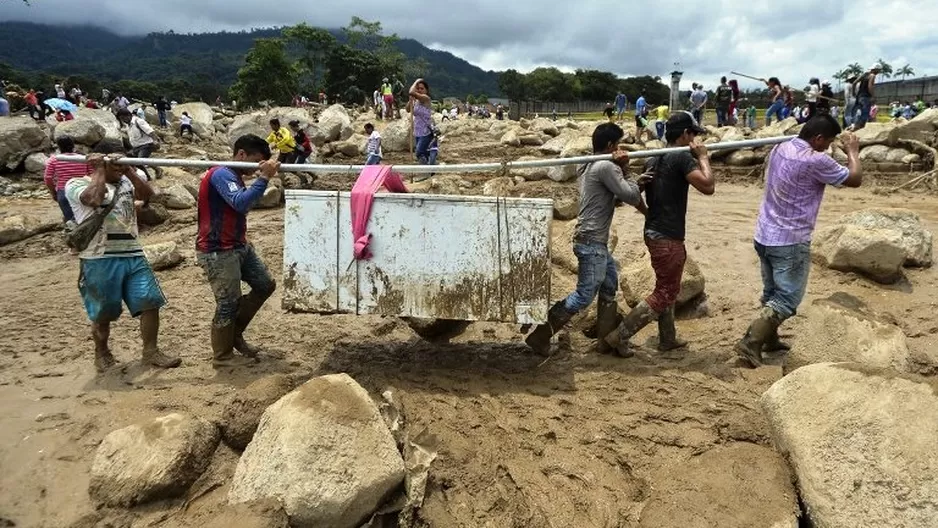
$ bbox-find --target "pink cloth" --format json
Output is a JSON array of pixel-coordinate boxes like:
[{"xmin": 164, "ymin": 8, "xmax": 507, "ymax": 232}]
[{"xmin": 351, "ymin": 165, "xmax": 408, "ymax": 260}]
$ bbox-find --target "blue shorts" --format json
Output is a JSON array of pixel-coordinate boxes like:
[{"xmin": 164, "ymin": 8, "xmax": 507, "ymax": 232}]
[{"xmin": 78, "ymin": 256, "xmax": 167, "ymax": 323}]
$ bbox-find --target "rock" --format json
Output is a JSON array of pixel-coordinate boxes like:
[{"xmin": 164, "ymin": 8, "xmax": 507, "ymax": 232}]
[
  {"xmin": 0, "ymin": 214, "xmax": 61, "ymax": 245},
  {"xmin": 88, "ymin": 413, "xmax": 219, "ymax": 507},
  {"xmin": 853, "ymin": 122, "xmax": 898, "ymax": 146},
  {"xmin": 538, "ymin": 135, "xmax": 568, "ymax": 155},
  {"xmin": 227, "ymin": 112, "xmax": 269, "ymax": 147},
  {"xmin": 137, "ymin": 204, "xmax": 170, "ymax": 227},
  {"xmin": 143, "ymin": 106, "xmax": 173, "ymax": 127},
  {"xmin": 725, "ymin": 149, "xmax": 763, "ymax": 166},
  {"xmin": 638, "ymin": 443, "xmax": 798, "ymax": 528},
  {"xmin": 792, "ymin": 293, "xmax": 911, "ymax": 373},
  {"xmin": 755, "ymin": 117, "xmax": 800, "ymax": 138},
  {"xmin": 318, "ymin": 104, "xmax": 352, "ymax": 142},
  {"xmin": 813, "ymin": 224, "xmax": 906, "ymax": 283},
  {"xmin": 173, "ymin": 102, "xmax": 215, "ymax": 137},
  {"xmin": 160, "ymin": 166, "xmax": 200, "ymax": 184},
  {"xmin": 551, "ymin": 220, "xmax": 618, "ymax": 274},
  {"xmin": 381, "ymin": 120, "xmax": 411, "ymax": 152},
  {"xmin": 553, "ymin": 194, "xmax": 578, "ymax": 220},
  {"xmin": 761, "ymin": 363, "xmax": 938, "ymax": 528},
  {"xmin": 159, "ymin": 184, "xmax": 196, "ymax": 209},
  {"xmin": 619, "ymin": 253, "xmax": 706, "ymax": 309},
  {"xmin": 333, "ymin": 134, "xmax": 366, "ymax": 157},
  {"xmin": 24, "ymin": 152, "xmax": 49, "ymax": 176},
  {"xmin": 228, "ymin": 373, "xmax": 406, "ymax": 528},
  {"xmin": 482, "ymin": 177, "xmax": 515, "ymax": 197},
  {"xmin": 837, "ymin": 208, "xmax": 932, "ymax": 267},
  {"xmin": 892, "ymin": 108, "xmax": 938, "ymax": 142},
  {"xmin": 500, "ymin": 129, "xmax": 521, "ymax": 147},
  {"xmin": 54, "ymin": 119, "xmax": 106, "ymax": 147},
  {"xmin": 255, "ymin": 182, "xmax": 282, "ymax": 209},
  {"xmin": 74, "ymin": 108, "xmax": 123, "ymax": 142},
  {"xmin": 530, "ymin": 118, "xmax": 560, "ymax": 137},
  {"xmin": 220, "ymin": 374, "xmax": 299, "ymax": 450},
  {"xmin": 214, "ymin": 122, "xmax": 227, "ymax": 133},
  {"xmin": 143, "ymin": 241, "xmax": 184, "ymax": 271},
  {"xmin": 547, "ymin": 136, "xmax": 593, "ymax": 182},
  {"xmin": 0, "ymin": 117, "xmax": 49, "ymax": 170},
  {"xmin": 858, "ymin": 145, "xmax": 912, "ymax": 163},
  {"xmin": 203, "ymin": 501, "xmax": 290, "ymax": 528},
  {"xmin": 518, "ymin": 134, "xmax": 545, "ymax": 146}
]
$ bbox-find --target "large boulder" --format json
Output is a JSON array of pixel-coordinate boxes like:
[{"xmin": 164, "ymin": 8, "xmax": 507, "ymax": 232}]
[
  {"xmin": 89, "ymin": 413, "xmax": 219, "ymax": 507},
  {"xmin": 892, "ymin": 108, "xmax": 938, "ymax": 142},
  {"xmin": 619, "ymin": 253, "xmax": 706, "ymax": 309},
  {"xmin": 24, "ymin": 152, "xmax": 49, "ymax": 179},
  {"xmin": 638, "ymin": 443, "xmax": 798, "ymax": 528},
  {"xmin": 227, "ymin": 112, "xmax": 269, "ymax": 147},
  {"xmin": 551, "ymin": 220, "xmax": 618, "ymax": 274},
  {"xmin": 518, "ymin": 133, "xmax": 545, "ymax": 146},
  {"xmin": 173, "ymin": 102, "xmax": 215, "ymax": 137},
  {"xmin": 510, "ymin": 155, "xmax": 550, "ymax": 182},
  {"xmin": 256, "ymin": 182, "xmax": 282, "ymax": 209},
  {"xmin": 853, "ymin": 122, "xmax": 899, "ymax": 146},
  {"xmin": 228, "ymin": 373, "xmax": 406, "ymax": 528},
  {"xmin": 761, "ymin": 363, "xmax": 938, "ymax": 528},
  {"xmin": 318, "ymin": 104, "xmax": 352, "ymax": 142},
  {"xmin": 755, "ymin": 117, "xmax": 799, "ymax": 138},
  {"xmin": 0, "ymin": 214, "xmax": 61, "ymax": 245},
  {"xmin": 725, "ymin": 149, "xmax": 764, "ymax": 166},
  {"xmin": 500, "ymin": 129, "xmax": 521, "ymax": 147},
  {"xmin": 553, "ymin": 193, "xmax": 578, "ymax": 220},
  {"xmin": 530, "ymin": 118, "xmax": 560, "ymax": 137},
  {"xmin": 137, "ymin": 203, "xmax": 170, "ymax": 227},
  {"xmin": 54, "ymin": 119, "xmax": 106, "ymax": 146},
  {"xmin": 381, "ymin": 120, "xmax": 411, "ymax": 153},
  {"xmin": 220, "ymin": 374, "xmax": 299, "ymax": 450},
  {"xmin": 859, "ymin": 144, "xmax": 914, "ymax": 163},
  {"xmin": 332, "ymin": 134, "xmax": 367, "ymax": 157},
  {"xmin": 0, "ymin": 117, "xmax": 49, "ymax": 170},
  {"xmin": 74, "ymin": 108, "xmax": 123, "ymax": 142},
  {"xmin": 791, "ymin": 294, "xmax": 911, "ymax": 373},
  {"xmin": 837, "ymin": 208, "xmax": 932, "ymax": 267},
  {"xmin": 159, "ymin": 184, "xmax": 196, "ymax": 209},
  {"xmin": 143, "ymin": 241, "xmax": 184, "ymax": 271},
  {"xmin": 813, "ymin": 224, "xmax": 907, "ymax": 283},
  {"xmin": 547, "ymin": 136, "xmax": 593, "ymax": 182}
]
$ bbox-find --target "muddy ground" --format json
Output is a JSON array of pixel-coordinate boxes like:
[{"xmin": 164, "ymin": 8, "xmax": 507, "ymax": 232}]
[{"xmin": 1, "ymin": 140, "xmax": 937, "ymax": 527}]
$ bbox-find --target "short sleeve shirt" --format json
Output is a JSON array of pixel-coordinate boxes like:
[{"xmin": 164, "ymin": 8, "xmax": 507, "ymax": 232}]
[
  {"xmin": 754, "ymin": 138, "xmax": 849, "ymax": 246},
  {"xmin": 643, "ymin": 151, "xmax": 698, "ymax": 240},
  {"xmin": 65, "ymin": 176, "xmax": 143, "ymax": 259}
]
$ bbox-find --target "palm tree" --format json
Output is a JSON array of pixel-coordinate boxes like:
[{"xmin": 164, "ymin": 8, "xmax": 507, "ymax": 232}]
[
  {"xmin": 896, "ymin": 64, "xmax": 915, "ymax": 80},
  {"xmin": 876, "ymin": 58, "xmax": 893, "ymax": 79}
]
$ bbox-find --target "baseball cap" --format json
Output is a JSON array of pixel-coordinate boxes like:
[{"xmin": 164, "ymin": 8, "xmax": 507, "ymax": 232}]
[
  {"xmin": 666, "ymin": 111, "xmax": 707, "ymax": 135},
  {"xmin": 870, "ymin": 62, "xmax": 883, "ymax": 71}
]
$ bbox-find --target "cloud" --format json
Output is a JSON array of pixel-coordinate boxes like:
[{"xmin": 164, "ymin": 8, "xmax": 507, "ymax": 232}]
[{"xmin": 1, "ymin": 0, "xmax": 936, "ymax": 93}]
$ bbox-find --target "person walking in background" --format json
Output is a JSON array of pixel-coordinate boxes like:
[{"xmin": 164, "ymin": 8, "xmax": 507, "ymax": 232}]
[
  {"xmin": 117, "ymin": 108, "xmax": 160, "ymax": 180},
  {"xmin": 266, "ymin": 118, "xmax": 297, "ymax": 163},
  {"xmin": 408, "ymin": 78, "xmax": 434, "ymax": 165},
  {"xmin": 635, "ymin": 90, "xmax": 651, "ymax": 141},
  {"xmin": 154, "ymin": 96, "xmax": 171, "ymax": 127},
  {"xmin": 735, "ymin": 117, "xmax": 862, "ymax": 367},
  {"xmin": 654, "ymin": 104, "xmax": 669, "ymax": 140},
  {"xmin": 179, "ymin": 112, "xmax": 195, "ymax": 137},
  {"xmin": 850, "ymin": 63, "xmax": 882, "ymax": 131},
  {"xmin": 690, "ymin": 84, "xmax": 707, "ymax": 125},
  {"xmin": 615, "ymin": 91, "xmax": 627, "ymax": 121},
  {"xmin": 748, "ymin": 104, "xmax": 757, "ymax": 129},
  {"xmin": 715, "ymin": 76, "xmax": 732, "ymax": 127},
  {"xmin": 818, "ymin": 81, "xmax": 833, "ymax": 115},
  {"xmin": 381, "ymin": 78, "xmax": 394, "ymax": 120},
  {"xmin": 728, "ymin": 79, "xmax": 740, "ymax": 125},
  {"xmin": 763, "ymin": 77, "xmax": 785, "ymax": 125},
  {"xmin": 364, "ymin": 123, "xmax": 382, "ymax": 165},
  {"xmin": 804, "ymin": 78, "xmax": 820, "ymax": 120},
  {"xmin": 44, "ymin": 136, "xmax": 90, "ymax": 228},
  {"xmin": 289, "ymin": 120, "xmax": 312, "ymax": 164}
]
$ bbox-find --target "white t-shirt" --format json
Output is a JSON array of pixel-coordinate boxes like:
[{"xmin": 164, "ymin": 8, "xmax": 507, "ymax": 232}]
[
  {"xmin": 366, "ymin": 131, "xmax": 382, "ymax": 157},
  {"xmin": 65, "ymin": 176, "xmax": 143, "ymax": 259},
  {"xmin": 128, "ymin": 116, "xmax": 155, "ymax": 147},
  {"xmin": 806, "ymin": 84, "xmax": 819, "ymax": 103},
  {"xmin": 180, "ymin": 114, "xmax": 192, "ymax": 126}
]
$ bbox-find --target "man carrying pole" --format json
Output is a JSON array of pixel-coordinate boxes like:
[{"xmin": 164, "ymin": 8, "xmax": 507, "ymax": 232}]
[
  {"xmin": 735, "ymin": 116, "xmax": 862, "ymax": 367},
  {"xmin": 524, "ymin": 122, "xmax": 646, "ymax": 356},
  {"xmin": 604, "ymin": 111, "xmax": 714, "ymax": 358},
  {"xmin": 196, "ymin": 134, "xmax": 281, "ymax": 368}
]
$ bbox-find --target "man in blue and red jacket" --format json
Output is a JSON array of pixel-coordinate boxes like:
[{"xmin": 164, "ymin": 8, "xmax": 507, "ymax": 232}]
[{"xmin": 196, "ymin": 134, "xmax": 280, "ymax": 368}]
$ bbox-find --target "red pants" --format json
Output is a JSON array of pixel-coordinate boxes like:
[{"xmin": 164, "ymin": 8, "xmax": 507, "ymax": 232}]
[{"xmin": 644, "ymin": 238, "xmax": 686, "ymax": 313}]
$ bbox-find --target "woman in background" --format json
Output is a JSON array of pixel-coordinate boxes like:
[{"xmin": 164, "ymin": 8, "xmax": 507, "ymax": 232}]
[{"xmin": 407, "ymin": 78, "xmax": 434, "ymax": 165}]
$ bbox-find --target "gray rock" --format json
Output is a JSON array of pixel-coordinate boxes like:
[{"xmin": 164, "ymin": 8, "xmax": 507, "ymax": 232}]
[
  {"xmin": 0, "ymin": 117, "xmax": 49, "ymax": 170},
  {"xmin": 160, "ymin": 184, "xmax": 196, "ymax": 209},
  {"xmin": 228, "ymin": 373, "xmax": 405, "ymax": 528},
  {"xmin": 317, "ymin": 104, "xmax": 352, "ymax": 142},
  {"xmin": 143, "ymin": 241, "xmax": 184, "ymax": 271},
  {"xmin": 762, "ymin": 363, "xmax": 938, "ymax": 528},
  {"xmin": 0, "ymin": 214, "xmax": 61, "ymax": 246},
  {"xmin": 173, "ymin": 102, "xmax": 215, "ymax": 137},
  {"xmin": 256, "ymin": 183, "xmax": 282, "ymax": 209},
  {"xmin": 89, "ymin": 413, "xmax": 219, "ymax": 507},
  {"xmin": 552, "ymin": 194, "xmax": 578, "ymax": 220},
  {"xmin": 220, "ymin": 374, "xmax": 299, "ymax": 450},
  {"xmin": 137, "ymin": 203, "xmax": 170, "ymax": 227},
  {"xmin": 24, "ymin": 152, "xmax": 49, "ymax": 177},
  {"xmin": 813, "ymin": 224, "xmax": 906, "ymax": 283},
  {"xmin": 837, "ymin": 208, "xmax": 932, "ymax": 267}
]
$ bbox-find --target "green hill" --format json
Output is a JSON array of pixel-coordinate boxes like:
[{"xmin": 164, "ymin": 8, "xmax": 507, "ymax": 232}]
[{"xmin": 0, "ymin": 22, "xmax": 501, "ymax": 100}]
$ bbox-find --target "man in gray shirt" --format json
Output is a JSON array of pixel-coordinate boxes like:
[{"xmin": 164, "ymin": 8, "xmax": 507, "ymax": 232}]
[{"xmin": 526, "ymin": 122, "xmax": 646, "ymax": 355}]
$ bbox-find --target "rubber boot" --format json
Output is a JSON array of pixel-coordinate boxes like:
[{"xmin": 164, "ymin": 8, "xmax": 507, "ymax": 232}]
[
  {"xmin": 92, "ymin": 323, "xmax": 117, "ymax": 373},
  {"xmin": 525, "ymin": 301, "xmax": 574, "ymax": 356},
  {"xmin": 212, "ymin": 323, "xmax": 256, "ymax": 368},
  {"xmin": 233, "ymin": 292, "xmax": 267, "ymax": 358},
  {"xmin": 140, "ymin": 310, "xmax": 181, "ymax": 368},
  {"xmin": 604, "ymin": 300, "xmax": 658, "ymax": 358},
  {"xmin": 595, "ymin": 298, "xmax": 621, "ymax": 355},
  {"xmin": 656, "ymin": 305, "xmax": 688, "ymax": 356},
  {"xmin": 735, "ymin": 306, "xmax": 781, "ymax": 368},
  {"xmin": 763, "ymin": 327, "xmax": 791, "ymax": 353}
]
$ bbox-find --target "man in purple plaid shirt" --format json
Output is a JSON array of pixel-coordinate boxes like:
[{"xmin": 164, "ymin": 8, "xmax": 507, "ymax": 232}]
[{"xmin": 736, "ymin": 115, "xmax": 862, "ymax": 367}]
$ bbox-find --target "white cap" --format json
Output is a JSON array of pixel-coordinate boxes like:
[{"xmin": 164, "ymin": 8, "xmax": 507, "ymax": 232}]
[
  {"xmin": 870, "ymin": 62, "xmax": 883, "ymax": 71},
  {"xmin": 822, "ymin": 79, "xmax": 830, "ymax": 85}
]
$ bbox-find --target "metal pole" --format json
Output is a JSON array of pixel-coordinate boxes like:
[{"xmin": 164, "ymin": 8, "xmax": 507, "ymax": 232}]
[{"xmin": 55, "ymin": 136, "xmax": 791, "ymax": 174}]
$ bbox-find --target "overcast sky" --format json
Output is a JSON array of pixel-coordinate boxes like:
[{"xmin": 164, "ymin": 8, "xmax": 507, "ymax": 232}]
[{"xmin": 2, "ymin": 0, "xmax": 936, "ymax": 91}]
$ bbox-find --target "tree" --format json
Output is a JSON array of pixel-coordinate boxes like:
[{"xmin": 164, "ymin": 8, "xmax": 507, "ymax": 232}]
[
  {"xmin": 466, "ymin": 94, "xmax": 476, "ymax": 104},
  {"xmin": 498, "ymin": 69, "xmax": 527, "ymax": 102},
  {"xmin": 342, "ymin": 17, "xmax": 408, "ymax": 82},
  {"xmin": 876, "ymin": 58, "xmax": 893, "ymax": 79},
  {"xmin": 525, "ymin": 67, "xmax": 578, "ymax": 102},
  {"xmin": 476, "ymin": 94, "xmax": 489, "ymax": 104},
  {"xmin": 229, "ymin": 38, "xmax": 298, "ymax": 107},
  {"xmin": 322, "ymin": 44, "xmax": 383, "ymax": 100},
  {"xmin": 283, "ymin": 23, "xmax": 336, "ymax": 92},
  {"xmin": 574, "ymin": 69, "xmax": 619, "ymax": 102},
  {"xmin": 896, "ymin": 64, "xmax": 915, "ymax": 80}
]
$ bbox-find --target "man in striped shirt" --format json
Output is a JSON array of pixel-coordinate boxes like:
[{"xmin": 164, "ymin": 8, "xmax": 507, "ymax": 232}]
[
  {"xmin": 65, "ymin": 140, "xmax": 181, "ymax": 373},
  {"xmin": 736, "ymin": 115, "xmax": 862, "ymax": 367},
  {"xmin": 44, "ymin": 136, "xmax": 89, "ymax": 226}
]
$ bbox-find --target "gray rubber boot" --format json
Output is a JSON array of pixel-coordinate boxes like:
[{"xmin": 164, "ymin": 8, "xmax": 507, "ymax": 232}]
[
  {"xmin": 604, "ymin": 300, "xmax": 658, "ymax": 358},
  {"xmin": 657, "ymin": 305, "xmax": 688, "ymax": 356},
  {"xmin": 595, "ymin": 298, "xmax": 621, "ymax": 355},
  {"xmin": 735, "ymin": 306, "xmax": 782, "ymax": 368}
]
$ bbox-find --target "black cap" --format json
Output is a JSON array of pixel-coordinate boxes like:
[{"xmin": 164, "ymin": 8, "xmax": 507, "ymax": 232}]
[{"xmin": 666, "ymin": 110, "xmax": 707, "ymax": 135}]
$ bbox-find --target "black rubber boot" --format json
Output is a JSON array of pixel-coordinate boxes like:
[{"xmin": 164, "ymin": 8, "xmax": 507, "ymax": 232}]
[
  {"xmin": 735, "ymin": 307, "xmax": 783, "ymax": 368},
  {"xmin": 763, "ymin": 327, "xmax": 792, "ymax": 353},
  {"xmin": 525, "ymin": 301, "xmax": 574, "ymax": 356},
  {"xmin": 595, "ymin": 298, "xmax": 622, "ymax": 354},
  {"xmin": 212, "ymin": 324, "xmax": 256, "ymax": 368},
  {"xmin": 604, "ymin": 301, "xmax": 658, "ymax": 358},
  {"xmin": 657, "ymin": 305, "xmax": 688, "ymax": 357}
]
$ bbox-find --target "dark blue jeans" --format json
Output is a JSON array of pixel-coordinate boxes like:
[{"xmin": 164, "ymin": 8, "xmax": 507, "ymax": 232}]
[
  {"xmin": 562, "ymin": 242, "xmax": 617, "ymax": 313},
  {"xmin": 158, "ymin": 110, "xmax": 167, "ymax": 127},
  {"xmin": 755, "ymin": 241, "xmax": 810, "ymax": 320},
  {"xmin": 716, "ymin": 107, "xmax": 728, "ymax": 127},
  {"xmin": 56, "ymin": 189, "xmax": 74, "ymax": 222},
  {"xmin": 766, "ymin": 99, "xmax": 785, "ymax": 125},
  {"xmin": 855, "ymin": 95, "xmax": 873, "ymax": 128},
  {"xmin": 415, "ymin": 134, "xmax": 433, "ymax": 164},
  {"xmin": 196, "ymin": 244, "xmax": 275, "ymax": 327}
]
